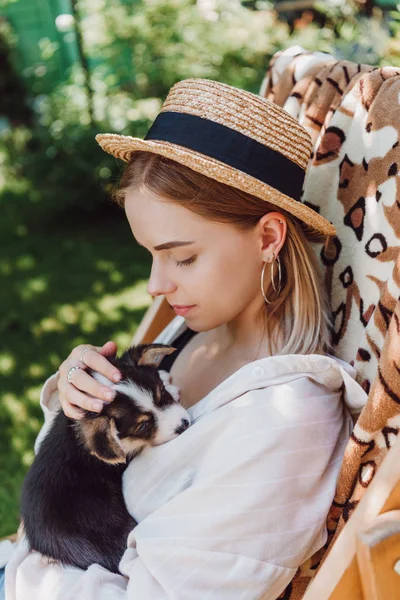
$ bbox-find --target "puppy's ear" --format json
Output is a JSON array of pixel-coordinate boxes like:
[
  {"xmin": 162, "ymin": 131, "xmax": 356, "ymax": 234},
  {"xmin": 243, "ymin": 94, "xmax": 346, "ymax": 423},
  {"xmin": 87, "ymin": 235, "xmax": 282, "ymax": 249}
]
[
  {"xmin": 76, "ymin": 416, "xmax": 126, "ymax": 464},
  {"xmin": 136, "ymin": 344, "xmax": 177, "ymax": 367}
]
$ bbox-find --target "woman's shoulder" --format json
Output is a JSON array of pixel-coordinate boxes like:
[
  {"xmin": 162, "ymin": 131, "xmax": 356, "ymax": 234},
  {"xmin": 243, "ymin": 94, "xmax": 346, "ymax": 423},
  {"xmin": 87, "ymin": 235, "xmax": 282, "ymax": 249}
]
[
  {"xmin": 254, "ymin": 352, "xmax": 358, "ymax": 389},
  {"xmin": 219, "ymin": 352, "xmax": 366, "ymax": 422},
  {"xmin": 232, "ymin": 352, "xmax": 353, "ymax": 388}
]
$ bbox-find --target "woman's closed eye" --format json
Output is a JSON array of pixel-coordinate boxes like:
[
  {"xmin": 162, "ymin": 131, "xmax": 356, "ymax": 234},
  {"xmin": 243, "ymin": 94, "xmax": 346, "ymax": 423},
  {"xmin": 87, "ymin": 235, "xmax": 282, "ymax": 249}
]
[{"xmin": 175, "ymin": 256, "xmax": 197, "ymax": 267}]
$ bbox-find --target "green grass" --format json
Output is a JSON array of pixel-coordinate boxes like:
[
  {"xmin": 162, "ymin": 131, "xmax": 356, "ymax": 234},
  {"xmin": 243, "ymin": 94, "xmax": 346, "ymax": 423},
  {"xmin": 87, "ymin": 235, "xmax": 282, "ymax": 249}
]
[{"xmin": 0, "ymin": 196, "xmax": 153, "ymax": 538}]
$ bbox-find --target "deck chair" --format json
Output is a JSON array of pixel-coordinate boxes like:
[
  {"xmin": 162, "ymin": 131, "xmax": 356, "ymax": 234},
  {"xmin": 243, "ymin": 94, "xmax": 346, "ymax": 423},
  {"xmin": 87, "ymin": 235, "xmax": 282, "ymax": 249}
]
[
  {"xmin": 131, "ymin": 46, "xmax": 400, "ymax": 599},
  {"xmin": 2, "ymin": 44, "xmax": 400, "ymax": 599}
]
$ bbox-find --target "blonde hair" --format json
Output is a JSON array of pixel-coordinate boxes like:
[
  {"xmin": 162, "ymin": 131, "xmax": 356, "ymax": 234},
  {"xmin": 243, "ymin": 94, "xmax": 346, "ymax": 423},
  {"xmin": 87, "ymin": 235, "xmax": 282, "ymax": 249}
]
[{"xmin": 113, "ymin": 151, "xmax": 334, "ymax": 357}]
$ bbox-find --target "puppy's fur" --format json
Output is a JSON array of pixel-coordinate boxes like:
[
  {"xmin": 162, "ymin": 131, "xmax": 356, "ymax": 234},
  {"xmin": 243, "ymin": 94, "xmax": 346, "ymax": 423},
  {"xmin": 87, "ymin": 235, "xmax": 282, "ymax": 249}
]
[{"xmin": 21, "ymin": 343, "xmax": 190, "ymax": 574}]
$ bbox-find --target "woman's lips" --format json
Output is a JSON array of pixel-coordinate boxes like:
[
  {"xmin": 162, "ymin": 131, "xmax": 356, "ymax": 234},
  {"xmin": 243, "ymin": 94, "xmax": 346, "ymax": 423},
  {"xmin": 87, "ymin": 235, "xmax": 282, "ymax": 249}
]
[{"xmin": 172, "ymin": 305, "xmax": 195, "ymax": 316}]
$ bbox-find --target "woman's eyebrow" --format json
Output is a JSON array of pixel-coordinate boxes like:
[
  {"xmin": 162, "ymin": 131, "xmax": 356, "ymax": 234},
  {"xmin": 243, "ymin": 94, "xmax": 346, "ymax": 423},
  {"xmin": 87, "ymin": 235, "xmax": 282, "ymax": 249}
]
[{"xmin": 153, "ymin": 241, "xmax": 195, "ymax": 251}]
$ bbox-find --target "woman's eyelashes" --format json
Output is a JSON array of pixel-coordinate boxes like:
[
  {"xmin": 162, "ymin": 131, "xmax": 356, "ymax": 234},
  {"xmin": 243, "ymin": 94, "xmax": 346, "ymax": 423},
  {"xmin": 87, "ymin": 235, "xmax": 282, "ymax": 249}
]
[{"xmin": 175, "ymin": 255, "xmax": 197, "ymax": 267}]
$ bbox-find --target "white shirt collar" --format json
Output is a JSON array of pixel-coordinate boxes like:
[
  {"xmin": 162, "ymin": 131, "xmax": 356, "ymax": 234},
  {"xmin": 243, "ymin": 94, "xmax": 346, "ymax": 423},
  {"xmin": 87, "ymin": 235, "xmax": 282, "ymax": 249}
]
[{"xmin": 154, "ymin": 316, "xmax": 366, "ymax": 423}]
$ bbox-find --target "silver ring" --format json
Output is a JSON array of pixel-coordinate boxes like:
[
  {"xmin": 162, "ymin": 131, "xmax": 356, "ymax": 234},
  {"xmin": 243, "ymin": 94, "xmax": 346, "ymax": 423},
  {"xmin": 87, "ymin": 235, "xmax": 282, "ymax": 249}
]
[
  {"xmin": 67, "ymin": 365, "xmax": 81, "ymax": 384},
  {"xmin": 80, "ymin": 347, "xmax": 90, "ymax": 363}
]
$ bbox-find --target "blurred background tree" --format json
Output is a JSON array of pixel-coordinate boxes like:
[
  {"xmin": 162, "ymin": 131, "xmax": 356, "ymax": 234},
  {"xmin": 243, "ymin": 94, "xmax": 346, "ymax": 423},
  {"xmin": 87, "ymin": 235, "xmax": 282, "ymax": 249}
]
[{"xmin": 1, "ymin": 0, "xmax": 400, "ymax": 537}]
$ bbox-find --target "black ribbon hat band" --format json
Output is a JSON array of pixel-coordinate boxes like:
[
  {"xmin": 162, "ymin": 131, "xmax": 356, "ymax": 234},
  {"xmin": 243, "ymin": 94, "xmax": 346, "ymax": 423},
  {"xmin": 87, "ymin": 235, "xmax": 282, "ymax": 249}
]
[{"xmin": 144, "ymin": 111, "xmax": 305, "ymax": 201}]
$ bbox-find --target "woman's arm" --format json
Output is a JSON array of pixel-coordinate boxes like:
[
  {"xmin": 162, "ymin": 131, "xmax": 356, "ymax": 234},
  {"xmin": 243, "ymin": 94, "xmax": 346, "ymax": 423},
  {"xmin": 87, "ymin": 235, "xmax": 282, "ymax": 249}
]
[
  {"xmin": 7, "ymin": 376, "xmax": 352, "ymax": 600},
  {"xmin": 33, "ymin": 371, "xmax": 60, "ymax": 454}
]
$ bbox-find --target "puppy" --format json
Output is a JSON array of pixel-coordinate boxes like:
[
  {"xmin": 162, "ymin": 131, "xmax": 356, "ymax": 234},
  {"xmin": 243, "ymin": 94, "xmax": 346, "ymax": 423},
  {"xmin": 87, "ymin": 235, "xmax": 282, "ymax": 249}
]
[{"xmin": 20, "ymin": 343, "xmax": 190, "ymax": 574}]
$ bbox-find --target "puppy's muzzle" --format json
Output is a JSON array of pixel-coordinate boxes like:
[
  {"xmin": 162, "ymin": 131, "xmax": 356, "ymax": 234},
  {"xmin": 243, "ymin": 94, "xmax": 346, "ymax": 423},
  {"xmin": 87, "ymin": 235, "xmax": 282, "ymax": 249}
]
[{"xmin": 175, "ymin": 418, "xmax": 190, "ymax": 435}]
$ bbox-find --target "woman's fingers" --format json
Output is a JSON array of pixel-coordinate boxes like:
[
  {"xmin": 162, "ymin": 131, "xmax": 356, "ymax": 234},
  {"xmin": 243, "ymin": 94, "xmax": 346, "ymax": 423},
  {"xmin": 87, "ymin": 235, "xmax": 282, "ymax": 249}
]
[
  {"xmin": 97, "ymin": 341, "xmax": 118, "ymax": 357},
  {"xmin": 60, "ymin": 383, "xmax": 105, "ymax": 419},
  {"xmin": 57, "ymin": 341, "xmax": 122, "ymax": 419},
  {"xmin": 72, "ymin": 345, "xmax": 122, "ymax": 383},
  {"xmin": 66, "ymin": 367, "xmax": 116, "ymax": 402}
]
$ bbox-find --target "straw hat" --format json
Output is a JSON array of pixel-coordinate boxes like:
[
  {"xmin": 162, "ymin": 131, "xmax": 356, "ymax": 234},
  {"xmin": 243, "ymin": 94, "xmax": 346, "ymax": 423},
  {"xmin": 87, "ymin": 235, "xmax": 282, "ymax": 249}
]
[{"xmin": 95, "ymin": 78, "xmax": 336, "ymax": 238}]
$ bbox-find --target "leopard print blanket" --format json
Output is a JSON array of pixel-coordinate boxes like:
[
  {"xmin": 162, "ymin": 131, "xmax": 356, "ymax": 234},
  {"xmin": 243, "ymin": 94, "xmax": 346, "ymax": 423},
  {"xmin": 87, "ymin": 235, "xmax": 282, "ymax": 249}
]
[{"xmin": 259, "ymin": 45, "xmax": 400, "ymax": 599}]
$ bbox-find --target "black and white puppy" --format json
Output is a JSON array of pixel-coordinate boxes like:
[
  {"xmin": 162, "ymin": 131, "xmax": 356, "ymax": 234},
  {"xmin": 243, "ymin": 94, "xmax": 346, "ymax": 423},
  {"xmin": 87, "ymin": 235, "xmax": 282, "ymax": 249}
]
[{"xmin": 20, "ymin": 343, "xmax": 190, "ymax": 574}]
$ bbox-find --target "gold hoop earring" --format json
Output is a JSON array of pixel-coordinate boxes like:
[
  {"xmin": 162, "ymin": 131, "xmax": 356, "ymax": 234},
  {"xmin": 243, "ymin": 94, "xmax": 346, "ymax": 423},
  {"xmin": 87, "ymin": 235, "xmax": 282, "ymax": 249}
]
[{"xmin": 261, "ymin": 254, "xmax": 282, "ymax": 304}]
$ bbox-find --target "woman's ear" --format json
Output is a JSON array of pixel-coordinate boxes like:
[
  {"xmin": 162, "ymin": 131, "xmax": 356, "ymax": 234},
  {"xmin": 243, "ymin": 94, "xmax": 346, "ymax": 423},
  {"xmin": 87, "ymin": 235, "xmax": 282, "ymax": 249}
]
[
  {"xmin": 258, "ymin": 212, "xmax": 286, "ymax": 257},
  {"xmin": 76, "ymin": 416, "xmax": 126, "ymax": 464}
]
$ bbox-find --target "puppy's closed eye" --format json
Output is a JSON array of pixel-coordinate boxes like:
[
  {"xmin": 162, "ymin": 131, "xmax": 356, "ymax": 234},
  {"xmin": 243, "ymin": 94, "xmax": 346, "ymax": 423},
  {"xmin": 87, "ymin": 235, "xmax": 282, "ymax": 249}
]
[{"xmin": 135, "ymin": 420, "xmax": 151, "ymax": 435}]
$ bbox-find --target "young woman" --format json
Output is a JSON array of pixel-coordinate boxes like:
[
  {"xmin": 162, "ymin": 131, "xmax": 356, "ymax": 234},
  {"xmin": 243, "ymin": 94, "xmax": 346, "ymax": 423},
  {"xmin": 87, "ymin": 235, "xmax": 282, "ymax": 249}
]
[{"xmin": 3, "ymin": 78, "xmax": 366, "ymax": 600}]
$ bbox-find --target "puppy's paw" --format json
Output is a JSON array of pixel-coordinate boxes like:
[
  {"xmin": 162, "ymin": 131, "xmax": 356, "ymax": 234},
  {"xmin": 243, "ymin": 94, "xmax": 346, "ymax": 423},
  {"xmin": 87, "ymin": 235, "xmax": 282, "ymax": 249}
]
[
  {"xmin": 165, "ymin": 384, "xmax": 181, "ymax": 403},
  {"xmin": 158, "ymin": 370, "xmax": 181, "ymax": 402},
  {"xmin": 158, "ymin": 369, "xmax": 172, "ymax": 385}
]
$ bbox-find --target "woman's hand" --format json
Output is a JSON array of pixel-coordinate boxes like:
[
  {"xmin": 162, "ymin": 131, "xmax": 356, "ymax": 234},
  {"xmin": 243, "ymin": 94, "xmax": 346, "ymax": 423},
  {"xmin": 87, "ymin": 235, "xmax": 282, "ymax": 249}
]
[{"xmin": 57, "ymin": 341, "xmax": 122, "ymax": 419}]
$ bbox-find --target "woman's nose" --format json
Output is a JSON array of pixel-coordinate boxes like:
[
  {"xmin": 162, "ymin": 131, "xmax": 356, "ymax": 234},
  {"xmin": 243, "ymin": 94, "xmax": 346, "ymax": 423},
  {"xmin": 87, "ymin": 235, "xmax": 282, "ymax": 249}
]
[{"xmin": 147, "ymin": 264, "xmax": 177, "ymax": 298}]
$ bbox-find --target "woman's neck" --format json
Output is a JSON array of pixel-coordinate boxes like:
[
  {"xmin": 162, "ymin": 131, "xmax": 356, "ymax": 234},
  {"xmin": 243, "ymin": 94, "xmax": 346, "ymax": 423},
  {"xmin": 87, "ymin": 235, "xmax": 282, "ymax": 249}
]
[{"xmin": 210, "ymin": 306, "xmax": 274, "ymax": 363}]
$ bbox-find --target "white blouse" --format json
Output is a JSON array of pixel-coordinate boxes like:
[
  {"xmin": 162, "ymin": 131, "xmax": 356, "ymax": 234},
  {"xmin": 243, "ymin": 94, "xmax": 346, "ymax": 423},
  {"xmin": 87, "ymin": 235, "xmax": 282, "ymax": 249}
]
[{"xmin": 4, "ymin": 316, "xmax": 367, "ymax": 600}]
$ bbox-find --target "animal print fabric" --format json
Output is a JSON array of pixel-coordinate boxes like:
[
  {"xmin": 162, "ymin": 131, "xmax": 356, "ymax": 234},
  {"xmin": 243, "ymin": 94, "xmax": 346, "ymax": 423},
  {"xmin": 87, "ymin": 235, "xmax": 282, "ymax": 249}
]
[{"xmin": 258, "ymin": 45, "xmax": 400, "ymax": 599}]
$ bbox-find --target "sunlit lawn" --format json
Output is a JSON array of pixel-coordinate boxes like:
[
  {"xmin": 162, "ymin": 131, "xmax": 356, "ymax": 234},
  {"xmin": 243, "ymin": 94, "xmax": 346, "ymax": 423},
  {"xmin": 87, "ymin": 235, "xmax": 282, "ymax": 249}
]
[{"xmin": 0, "ymin": 193, "xmax": 153, "ymax": 537}]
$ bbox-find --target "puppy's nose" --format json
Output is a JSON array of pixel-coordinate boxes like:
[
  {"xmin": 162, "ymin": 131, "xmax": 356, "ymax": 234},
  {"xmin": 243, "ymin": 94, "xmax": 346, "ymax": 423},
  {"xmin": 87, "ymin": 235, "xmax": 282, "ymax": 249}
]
[{"xmin": 175, "ymin": 418, "xmax": 190, "ymax": 435}]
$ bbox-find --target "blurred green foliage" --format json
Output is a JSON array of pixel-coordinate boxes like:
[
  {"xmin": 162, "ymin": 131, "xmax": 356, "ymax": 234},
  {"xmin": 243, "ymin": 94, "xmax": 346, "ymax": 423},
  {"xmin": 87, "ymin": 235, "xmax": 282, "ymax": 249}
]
[
  {"xmin": 0, "ymin": 204, "xmax": 153, "ymax": 537},
  {"xmin": 2, "ymin": 0, "xmax": 400, "ymax": 217},
  {"xmin": 1, "ymin": 0, "xmax": 400, "ymax": 537},
  {"xmin": 1, "ymin": 0, "xmax": 290, "ymax": 217}
]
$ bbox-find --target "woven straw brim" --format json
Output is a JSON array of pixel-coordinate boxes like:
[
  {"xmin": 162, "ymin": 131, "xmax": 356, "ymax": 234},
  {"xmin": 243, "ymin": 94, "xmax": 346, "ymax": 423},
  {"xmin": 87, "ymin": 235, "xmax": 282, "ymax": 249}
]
[{"xmin": 95, "ymin": 133, "xmax": 336, "ymax": 238}]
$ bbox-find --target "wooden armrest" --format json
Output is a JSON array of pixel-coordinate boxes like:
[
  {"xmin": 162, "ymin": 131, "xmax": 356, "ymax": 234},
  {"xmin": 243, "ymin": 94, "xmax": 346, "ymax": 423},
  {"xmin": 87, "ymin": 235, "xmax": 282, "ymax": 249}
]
[
  {"xmin": 131, "ymin": 296, "xmax": 175, "ymax": 345},
  {"xmin": 356, "ymin": 510, "xmax": 400, "ymax": 600},
  {"xmin": 0, "ymin": 533, "xmax": 18, "ymax": 543},
  {"xmin": 303, "ymin": 434, "xmax": 400, "ymax": 599},
  {"xmin": 0, "ymin": 522, "xmax": 24, "ymax": 544}
]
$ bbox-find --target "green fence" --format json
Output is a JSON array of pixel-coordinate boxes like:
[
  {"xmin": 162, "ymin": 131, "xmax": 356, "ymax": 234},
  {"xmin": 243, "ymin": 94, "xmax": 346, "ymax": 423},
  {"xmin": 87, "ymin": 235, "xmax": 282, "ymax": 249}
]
[
  {"xmin": 1, "ymin": 0, "xmax": 142, "ymax": 96},
  {"xmin": 1, "ymin": 0, "xmax": 81, "ymax": 93}
]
